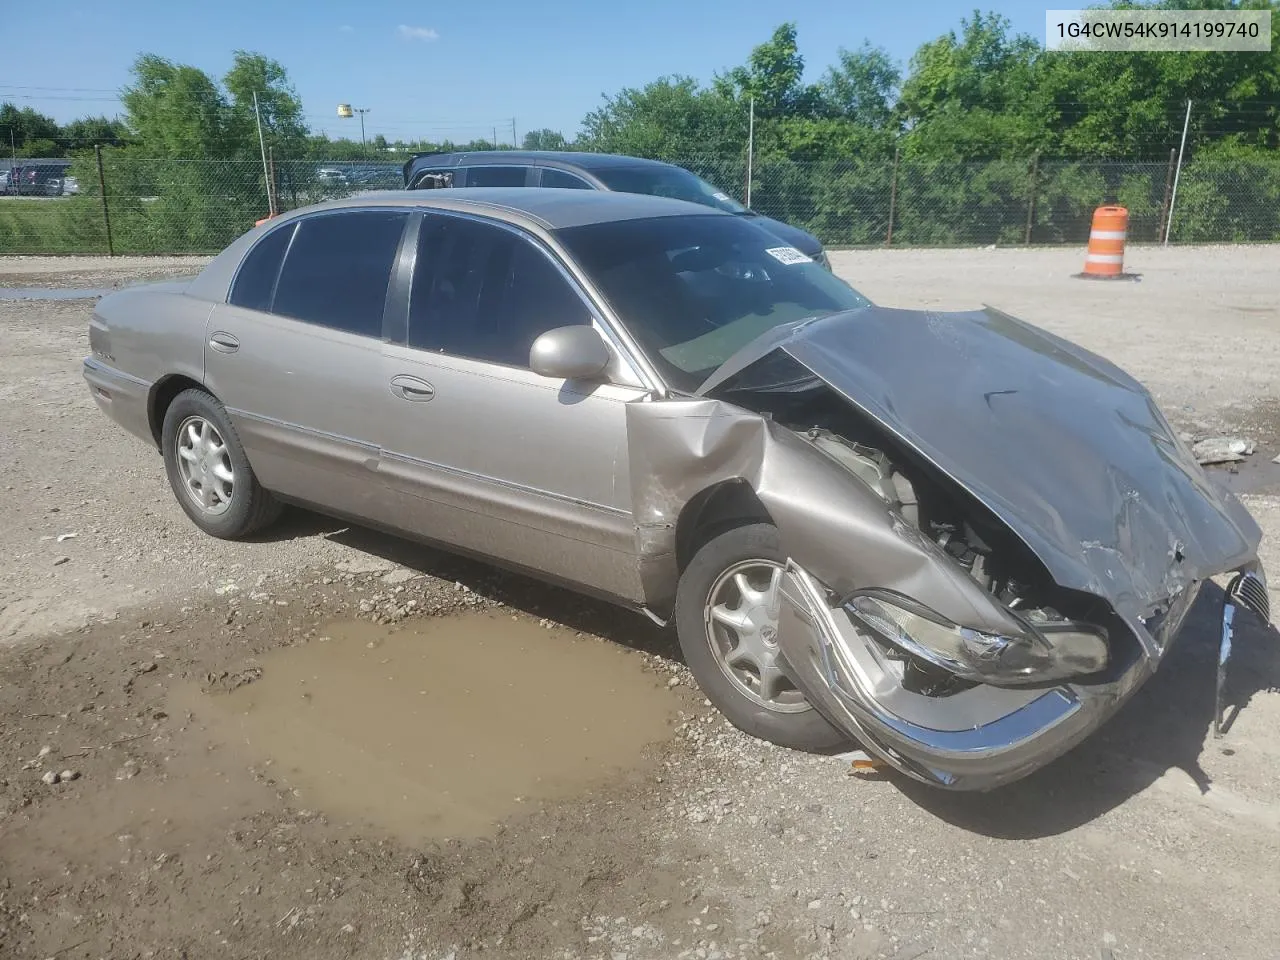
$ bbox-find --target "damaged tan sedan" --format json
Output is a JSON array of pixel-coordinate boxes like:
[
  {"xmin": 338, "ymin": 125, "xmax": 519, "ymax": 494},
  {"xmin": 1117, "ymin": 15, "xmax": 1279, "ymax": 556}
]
[{"xmin": 84, "ymin": 189, "xmax": 1270, "ymax": 790}]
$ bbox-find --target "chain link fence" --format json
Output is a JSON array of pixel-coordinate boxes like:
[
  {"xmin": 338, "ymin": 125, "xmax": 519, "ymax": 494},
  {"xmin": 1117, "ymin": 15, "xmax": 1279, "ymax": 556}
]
[{"xmin": 2, "ymin": 150, "xmax": 1278, "ymax": 255}]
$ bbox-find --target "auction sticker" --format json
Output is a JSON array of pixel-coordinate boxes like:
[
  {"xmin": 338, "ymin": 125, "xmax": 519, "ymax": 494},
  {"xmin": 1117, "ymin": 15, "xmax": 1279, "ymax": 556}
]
[{"xmin": 765, "ymin": 246, "xmax": 813, "ymax": 265}]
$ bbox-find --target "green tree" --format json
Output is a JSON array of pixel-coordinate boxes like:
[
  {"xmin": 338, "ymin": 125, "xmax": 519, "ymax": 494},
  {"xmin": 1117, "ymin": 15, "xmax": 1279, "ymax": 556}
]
[
  {"xmin": 818, "ymin": 42, "xmax": 900, "ymax": 128},
  {"xmin": 223, "ymin": 51, "xmax": 309, "ymax": 159},
  {"xmin": 0, "ymin": 103, "xmax": 62, "ymax": 154},
  {"xmin": 523, "ymin": 128, "xmax": 568, "ymax": 150},
  {"xmin": 1038, "ymin": 0, "xmax": 1280, "ymax": 157},
  {"xmin": 60, "ymin": 116, "xmax": 130, "ymax": 150},
  {"xmin": 580, "ymin": 76, "xmax": 746, "ymax": 159},
  {"xmin": 121, "ymin": 55, "xmax": 230, "ymax": 157},
  {"xmin": 714, "ymin": 23, "xmax": 819, "ymax": 117},
  {"xmin": 897, "ymin": 10, "xmax": 1050, "ymax": 159}
]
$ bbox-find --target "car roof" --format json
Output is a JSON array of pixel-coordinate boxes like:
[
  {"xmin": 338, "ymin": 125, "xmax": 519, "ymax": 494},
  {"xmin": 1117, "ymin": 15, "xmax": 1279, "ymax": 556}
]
[
  {"xmin": 281, "ymin": 187, "xmax": 728, "ymax": 230},
  {"xmin": 186, "ymin": 187, "xmax": 732, "ymax": 305},
  {"xmin": 407, "ymin": 150, "xmax": 680, "ymax": 173}
]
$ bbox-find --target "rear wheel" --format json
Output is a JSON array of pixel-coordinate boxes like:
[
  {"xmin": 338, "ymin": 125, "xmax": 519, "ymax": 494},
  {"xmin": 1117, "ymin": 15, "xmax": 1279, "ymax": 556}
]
[
  {"xmin": 674, "ymin": 523, "xmax": 850, "ymax": 752},
  {"xmin": 161, "ymin": 388, "xmax": 281, "ymax": 539}
]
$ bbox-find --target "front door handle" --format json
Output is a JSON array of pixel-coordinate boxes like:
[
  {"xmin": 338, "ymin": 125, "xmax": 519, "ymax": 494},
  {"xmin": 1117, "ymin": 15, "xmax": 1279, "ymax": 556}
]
[
  {"xmin": 209, "ymin": 332, "xmax": 240, "ymax": 353},
  {"xmin": 389, "ymin": 374, "xmax": 435, "ymax": 401}
]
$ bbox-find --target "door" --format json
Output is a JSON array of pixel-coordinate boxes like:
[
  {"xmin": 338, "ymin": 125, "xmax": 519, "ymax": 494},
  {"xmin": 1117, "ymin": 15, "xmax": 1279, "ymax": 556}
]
[
  {"xmin": 380, "ymin": 211, "xmax": 648, "ymax": 601},
  {"xmin": 205, "ymin": 208, "xmax": 411, "ymax": 521}
]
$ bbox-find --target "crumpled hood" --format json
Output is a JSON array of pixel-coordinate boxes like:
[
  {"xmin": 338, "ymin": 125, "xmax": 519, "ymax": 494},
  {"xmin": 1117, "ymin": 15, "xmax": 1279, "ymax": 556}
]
[{"xmin": 700, "ymin": 305, "xmax": 1261, "ymax": 619}]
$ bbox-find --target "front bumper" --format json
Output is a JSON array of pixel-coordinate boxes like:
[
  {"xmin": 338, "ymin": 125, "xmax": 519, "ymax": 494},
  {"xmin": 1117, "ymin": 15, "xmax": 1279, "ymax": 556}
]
[{"xmin": 776, "ymin": 560, "xmax": 1257, "ymax": 791}]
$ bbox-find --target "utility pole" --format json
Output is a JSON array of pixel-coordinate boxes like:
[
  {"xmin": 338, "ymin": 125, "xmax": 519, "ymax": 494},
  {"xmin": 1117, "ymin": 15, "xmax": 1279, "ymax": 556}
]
[
  {"xmin": 745, "ymin": 98, "xmax": 755, "ymax": 208},
  {"xmin": 511, "ymin": 117, "xmax": 518, "ymax": 148},
  {"xmin": 252, "ymin": 91, "xmax": 276, "ymax": 217},
  {"xmin": 1164, "ymin": 99, "xmax": 1192, "ymax": 247}
]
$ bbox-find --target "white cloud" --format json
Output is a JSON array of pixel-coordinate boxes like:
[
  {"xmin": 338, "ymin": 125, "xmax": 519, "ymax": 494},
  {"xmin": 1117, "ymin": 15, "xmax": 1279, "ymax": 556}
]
[
  {"xmin": 339, "ymin": 24, "xmax": 354, "ymax": 33},
  {"xmin": 397, "ymin": 24, "xmax": 439, "ymax": 41}
]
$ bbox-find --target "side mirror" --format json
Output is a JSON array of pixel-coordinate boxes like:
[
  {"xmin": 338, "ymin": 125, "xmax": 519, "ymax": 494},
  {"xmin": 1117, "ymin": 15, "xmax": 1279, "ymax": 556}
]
[{"xmin": 529, "ymin": 325, "xmax": 611, "ymax": 381}]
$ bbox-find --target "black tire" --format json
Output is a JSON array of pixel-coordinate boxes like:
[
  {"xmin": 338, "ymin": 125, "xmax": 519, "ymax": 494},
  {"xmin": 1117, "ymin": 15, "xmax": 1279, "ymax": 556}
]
[
  {"xmin": 674, "ymin": 522, "xmax": 851, "ymax": 752},
  {"xmin": 160, "ymin": 388, "xmax": 282, "ymax": 539}
]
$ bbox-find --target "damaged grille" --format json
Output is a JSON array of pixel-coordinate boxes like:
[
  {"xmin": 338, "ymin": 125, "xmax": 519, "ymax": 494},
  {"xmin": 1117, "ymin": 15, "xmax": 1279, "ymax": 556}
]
[
  {"xmin": 1226, "ymin": 571, "xmax": 1269, "ymax": 623},
  {"xmin": 1140, "ymin": 582, "xmax": 1199, "ymax": 656}
]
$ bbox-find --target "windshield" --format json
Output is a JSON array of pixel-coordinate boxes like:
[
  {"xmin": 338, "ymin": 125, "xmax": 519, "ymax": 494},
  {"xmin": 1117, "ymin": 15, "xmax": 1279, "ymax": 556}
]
[
  {"xmin": 556, "ymin": 214, "xmax": 870, "ymax": 392},
  {"xmin": 593, "ymin": 165, "xmax": 750, "ymax": 214}
]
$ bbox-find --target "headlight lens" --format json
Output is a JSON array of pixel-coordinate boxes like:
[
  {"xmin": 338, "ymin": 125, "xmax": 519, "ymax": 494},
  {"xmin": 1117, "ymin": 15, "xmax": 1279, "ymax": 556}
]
[{"xmin": 847, "ymin": 594, "xmax": 1108, "ymax": 686}]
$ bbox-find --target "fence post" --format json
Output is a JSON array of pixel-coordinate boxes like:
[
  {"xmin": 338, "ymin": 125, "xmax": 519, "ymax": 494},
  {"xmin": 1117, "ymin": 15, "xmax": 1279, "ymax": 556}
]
[
  {"xmin": 1024, "ymin": 151, "xmax": 1040, "ymax": 245},
  {"xmin": 1157, "ymin": 147, "xmax": 1176, "ymax": 242},
  {"xmin": 94, "ymin": 144, "xmax": 114, "ymax": 257},
  {"xmin": 268, "ymin": 146, "xmax": 278, "ymax": 216},
  {"xmin": 885, "ymin": 145, "xmax": 900, "ymax": 246}
]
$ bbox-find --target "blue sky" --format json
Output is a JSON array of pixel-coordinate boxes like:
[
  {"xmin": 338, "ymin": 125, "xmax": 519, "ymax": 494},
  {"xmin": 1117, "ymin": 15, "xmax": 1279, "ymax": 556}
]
[{"xmin": 3, "ymin": 1, "xmax": 1051, "ymax": 143}]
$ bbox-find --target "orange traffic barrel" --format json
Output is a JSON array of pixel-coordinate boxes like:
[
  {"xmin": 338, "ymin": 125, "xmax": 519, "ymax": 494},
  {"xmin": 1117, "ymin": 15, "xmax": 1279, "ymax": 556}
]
[{"xmin": 1081, "ymin": 206, "xmax": 1128, "ymax": 277}]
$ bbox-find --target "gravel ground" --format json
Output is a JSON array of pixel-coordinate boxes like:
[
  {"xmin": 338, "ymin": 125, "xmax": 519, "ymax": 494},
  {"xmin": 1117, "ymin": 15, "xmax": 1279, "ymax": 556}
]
[{"xmin": 1, "ymin": 248, "xmax": 1279, "ymax": 960}]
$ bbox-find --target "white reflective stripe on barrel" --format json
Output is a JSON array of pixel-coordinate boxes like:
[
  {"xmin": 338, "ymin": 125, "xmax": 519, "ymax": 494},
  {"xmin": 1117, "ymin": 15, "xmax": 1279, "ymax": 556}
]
[
  {"xmin": 1085, "ymin": 253, "xmax": 1124, "ymax": 264},
  {"xmin": 1089, "ymin": 229, "xmax": 1127, "ymax": 240}
]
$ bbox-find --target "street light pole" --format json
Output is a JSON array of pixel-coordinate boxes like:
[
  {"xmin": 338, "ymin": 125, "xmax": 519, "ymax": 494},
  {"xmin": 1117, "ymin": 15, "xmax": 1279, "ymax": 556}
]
[{"xmin": 337, "ymin": 104, "xmax": 371, "ymax": 148}]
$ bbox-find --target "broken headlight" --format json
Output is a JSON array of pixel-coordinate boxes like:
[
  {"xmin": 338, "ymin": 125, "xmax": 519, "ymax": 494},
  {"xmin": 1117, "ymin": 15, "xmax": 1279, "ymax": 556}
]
[{"xmin": 847, "ymin": 593, "xmax": 1108, "ymax": 686}]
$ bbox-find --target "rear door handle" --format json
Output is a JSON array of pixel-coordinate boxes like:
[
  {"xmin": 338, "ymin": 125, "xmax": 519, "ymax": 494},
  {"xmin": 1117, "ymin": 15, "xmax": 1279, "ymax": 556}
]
[
  {"xmin": 390, "ymin": 374, "xmax": 435, "ymax": 401},
  {"xmin": 209, "ymin": 332, "xmax": 240, "ymax": 353}
]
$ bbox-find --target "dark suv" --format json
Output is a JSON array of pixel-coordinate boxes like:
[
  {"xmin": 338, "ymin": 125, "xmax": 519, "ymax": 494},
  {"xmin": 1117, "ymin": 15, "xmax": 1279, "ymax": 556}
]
[{"xmin": 401, "ymin": 150, "xmax": 829, "ymax": 268}]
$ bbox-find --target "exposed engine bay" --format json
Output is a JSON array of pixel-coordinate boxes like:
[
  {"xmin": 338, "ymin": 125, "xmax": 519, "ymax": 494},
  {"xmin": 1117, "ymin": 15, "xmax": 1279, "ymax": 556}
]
[{"xmin": 720, "ymin": 376, "xmax": 1120, "ymax": 698}]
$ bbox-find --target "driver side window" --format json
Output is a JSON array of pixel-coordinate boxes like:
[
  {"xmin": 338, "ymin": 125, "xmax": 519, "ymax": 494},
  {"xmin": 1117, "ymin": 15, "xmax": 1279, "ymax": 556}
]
[{"xmin": 407, "ymin": 214, "xmax": 590, "ymax": 368}]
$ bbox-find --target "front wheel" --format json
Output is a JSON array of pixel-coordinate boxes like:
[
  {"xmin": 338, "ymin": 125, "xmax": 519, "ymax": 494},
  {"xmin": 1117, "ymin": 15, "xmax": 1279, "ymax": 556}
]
[
  {"xmin": 673, "ymin": 523, "xmax": 850, "ymax": 752},
  {"xmin": 161, "ymin": 388, "xmax": 282, "ymax": 539}
]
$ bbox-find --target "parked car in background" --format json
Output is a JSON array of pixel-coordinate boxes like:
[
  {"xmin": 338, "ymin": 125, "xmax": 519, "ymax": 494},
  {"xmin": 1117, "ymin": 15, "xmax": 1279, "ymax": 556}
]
[
  {"xmin": 0, "ymin": 168, "xmax": 11, "ymax": 194},
  {"xmin": 9, "ymin": 161, "xmax": 74, "ymax": 196},
  {"xmin": 83, "ymin": 188, "xmax": 1268, "ymax": 792},
  {"xmin": 402, "ymin": 150, "xmax": 832, "ymax": 268},
  {"xmin": 316, "ymin": 167, "xmax": 350, "ymax": 186}
]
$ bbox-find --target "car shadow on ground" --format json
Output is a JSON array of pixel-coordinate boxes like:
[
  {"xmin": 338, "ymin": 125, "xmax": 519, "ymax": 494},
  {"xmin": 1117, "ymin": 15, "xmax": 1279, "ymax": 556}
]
[
  {"xmin": 252, "ymin": 509, "xmax": 1280, "ymax": 834},
  {"xmin": 899, "ymin": 582, "xmax": 1280, "ymax": 839},
  {"xmin": 295, "ymin": 514, "xmax": 682, "ymax": 661}
]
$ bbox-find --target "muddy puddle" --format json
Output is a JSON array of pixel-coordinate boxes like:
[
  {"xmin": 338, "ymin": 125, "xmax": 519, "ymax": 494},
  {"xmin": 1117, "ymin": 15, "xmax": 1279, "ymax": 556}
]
[
  {"xmin": 1205, "ymin": 456, "xmax": 1280, "ymax": 495},
  {"xmin": 170, "ymin": 611, "xmax": 677, "ymax": 843}
]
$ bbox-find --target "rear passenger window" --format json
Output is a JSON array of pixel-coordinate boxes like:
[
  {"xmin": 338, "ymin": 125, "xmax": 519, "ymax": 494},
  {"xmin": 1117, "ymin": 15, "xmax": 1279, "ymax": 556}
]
[
  {"xmin": 408, "ymin": 215, "xmax": 589, "ymax": 367},
  {"xmin": 271, "ymin": 211, "xmax": 408, "ymax": 337},
  {"xmin": 541, "ymin": 169, "xmax": 591, "ymax": 189},
  {"xmin": 229, "ymin": 223, "xmax": 295, "ymax": 311},
  {"xmin": 466, "ymin": 166, "xmax": 529, "ymax": 187}
]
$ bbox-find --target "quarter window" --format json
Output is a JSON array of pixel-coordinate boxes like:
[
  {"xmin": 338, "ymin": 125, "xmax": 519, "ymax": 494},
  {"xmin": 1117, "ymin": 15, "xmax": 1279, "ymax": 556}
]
[
  {"xmin": 541, "ymin": 168, "xmax": 592, "ymax": 189},
  {"xmin": 466, "ymin": 166, "xmax": 529, "ymax": 187},
  {"xmin": 229, "ymin": 223, "xmax": 295, "ymax": 311},
  {"xmin": 271, "ymin": 211, "xmax": 409, "ymax": 337},
  {"xmin": 408, "ymin": 215, "xmax": 589, "ymax": 367}
]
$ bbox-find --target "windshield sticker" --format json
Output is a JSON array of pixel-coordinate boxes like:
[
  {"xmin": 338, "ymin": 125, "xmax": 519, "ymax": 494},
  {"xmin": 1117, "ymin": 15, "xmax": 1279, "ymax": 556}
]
[
  {"xmin": 712, "ymin": 191, "xmax": 732, "ymax": 202},
  {"xmin": 765, "ymin": 246, "xmax": 813, "ymax": 265}
]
